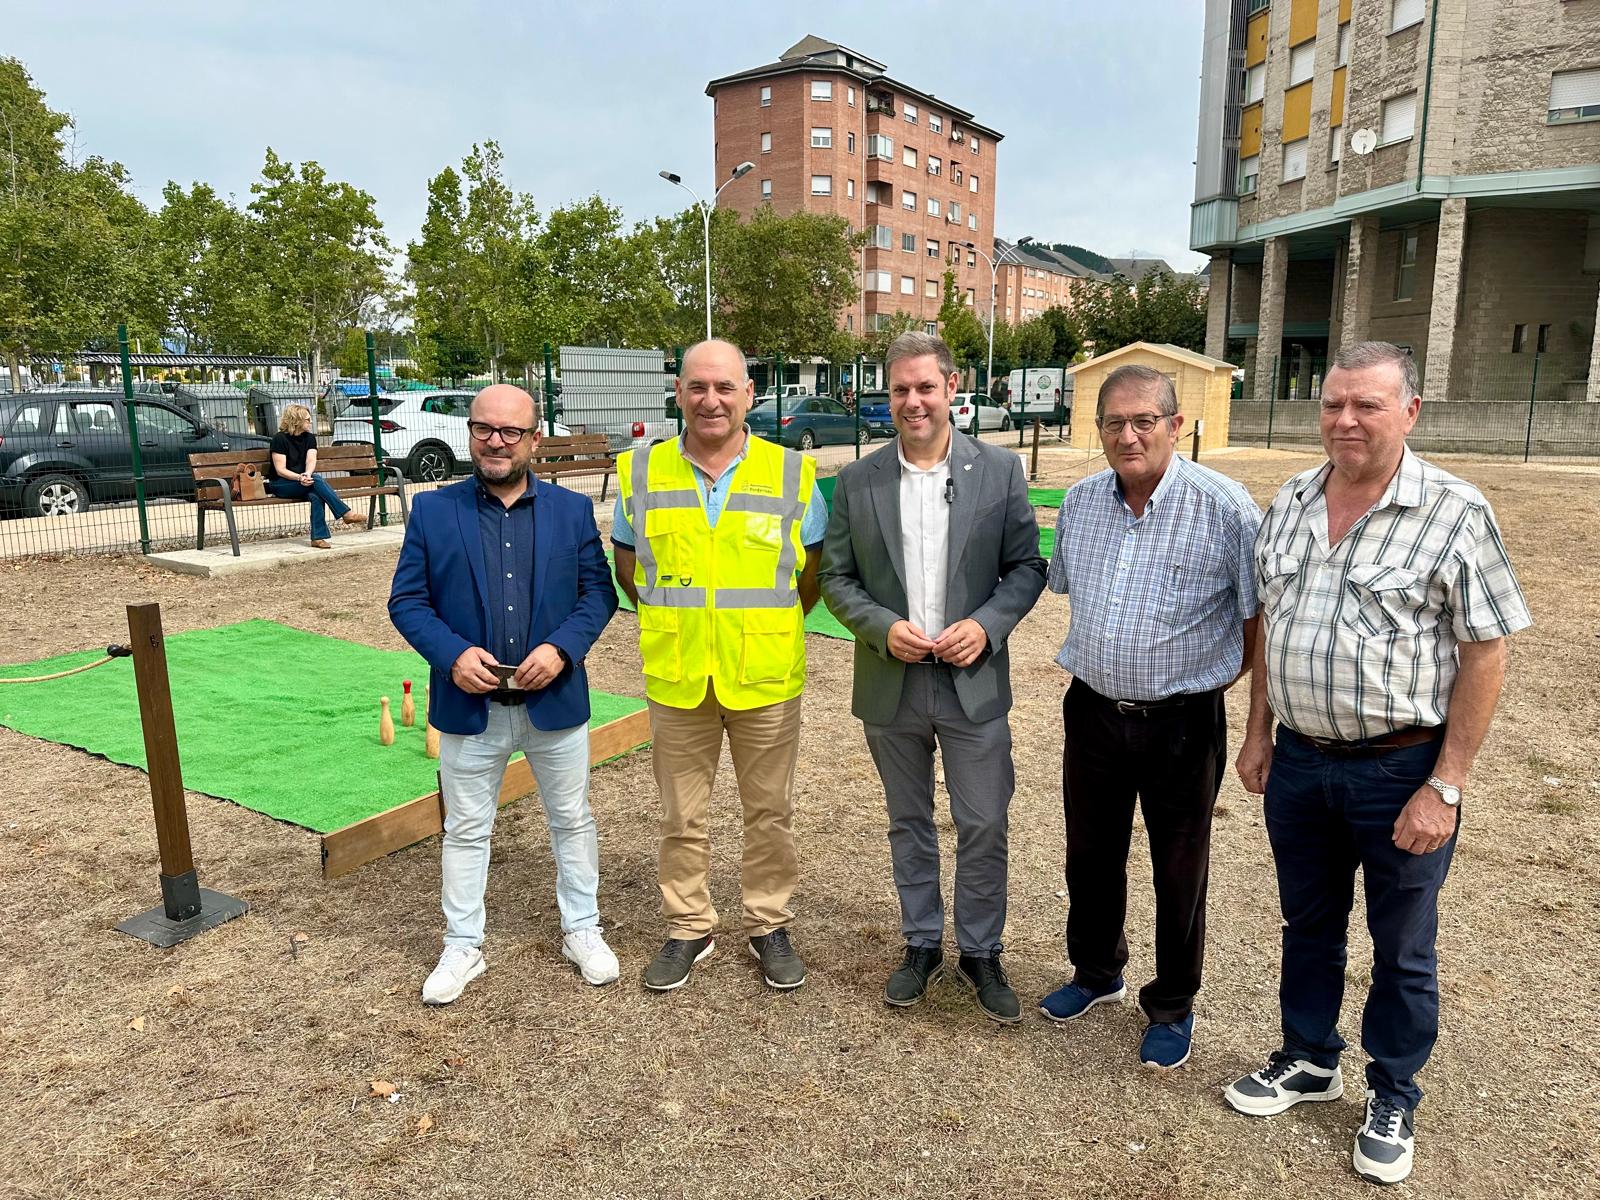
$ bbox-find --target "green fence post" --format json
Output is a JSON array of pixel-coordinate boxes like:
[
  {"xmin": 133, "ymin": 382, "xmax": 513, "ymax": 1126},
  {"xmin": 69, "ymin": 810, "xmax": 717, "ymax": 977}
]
[
  {"xmin": 854, "ymin": 354, "xmax": 865, "ymax": 460},
  {"xmin": 119, "ymin": 323, "xmax": 152, "ymax": 554},
  {"xmin": 542, "ymin": 342, "xmax": 557, "ymax": 437},
  {"xmin": 1266, "ymin": 388, "xmax": 1276, "ymax": 449},
  {"xmin": 672, "ymin": 345, "xmax": 683, "ymax": 437},
  {"xmin": 365, "ymin": 331, "xmax": 388, "ymax": 526},
  {"xmin": 1017, "ymin": 361, "xmax": 1030, "ymax": 448},
  {"xmin": 1523, "ymin": 350, "xmax": 1541, "ymax": 462},
  {"xmin": 775, "ymin": 352, "xmax": 785, "ymax": 435}
]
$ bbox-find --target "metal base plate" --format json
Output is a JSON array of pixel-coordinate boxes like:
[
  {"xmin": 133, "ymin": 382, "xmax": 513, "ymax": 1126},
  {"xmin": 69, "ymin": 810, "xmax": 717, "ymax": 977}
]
[{"xmin": 116, "ymin": 888, "xmax": 250, "ymax": 948}]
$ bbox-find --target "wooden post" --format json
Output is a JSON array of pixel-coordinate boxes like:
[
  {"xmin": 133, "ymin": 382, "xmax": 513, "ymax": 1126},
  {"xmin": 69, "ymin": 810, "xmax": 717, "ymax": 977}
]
[
  {"xmin": 1029, "ymin": 417, "xmax": 1042, "ymax": 482},
  {"xmin": 116, "ymin": 602, "xmax": 248, "ymax": 946}
]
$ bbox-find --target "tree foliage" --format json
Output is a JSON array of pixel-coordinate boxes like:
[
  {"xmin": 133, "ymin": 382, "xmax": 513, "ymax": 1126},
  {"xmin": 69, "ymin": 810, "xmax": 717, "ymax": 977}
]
[{"xmin": 1073, "ymin": 268, "xmax": 1207, "ymax": 354}]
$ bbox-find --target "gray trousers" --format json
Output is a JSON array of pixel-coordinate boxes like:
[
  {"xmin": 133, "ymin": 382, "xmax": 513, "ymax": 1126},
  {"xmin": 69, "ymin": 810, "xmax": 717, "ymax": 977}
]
[{"xmin": 863, "ymin": 662, "xmax": 1014, "ymax": 955}]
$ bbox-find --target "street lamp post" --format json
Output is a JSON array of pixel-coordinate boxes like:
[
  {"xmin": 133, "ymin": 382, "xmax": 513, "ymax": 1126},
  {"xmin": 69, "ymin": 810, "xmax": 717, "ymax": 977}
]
[
  {"xmin": 963, "ymin": 236, "xmax": 1030, "ymax": 398},
  {"xmin": 659, "ymin": 161, "xmax": 756, "ymax": 341}
]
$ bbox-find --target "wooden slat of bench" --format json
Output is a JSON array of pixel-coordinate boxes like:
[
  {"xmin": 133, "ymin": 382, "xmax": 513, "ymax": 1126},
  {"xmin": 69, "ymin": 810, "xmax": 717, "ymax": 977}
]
[
  {"xmin": 534, "ymin": 435, "xmax": 610, "ymax": 454},
  {"xmin": 529, "ymin": 460, "xmax": 617, "ymax": 478}
]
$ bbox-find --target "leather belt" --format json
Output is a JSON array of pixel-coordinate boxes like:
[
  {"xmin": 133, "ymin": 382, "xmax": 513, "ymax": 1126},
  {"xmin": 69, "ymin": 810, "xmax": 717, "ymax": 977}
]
[
  {"xmin": 488, "ymin": 689, "xmax": 525, "ymax": 706},
  {"xmin": 1082, "ymin": 684, "xmax": 1205, "ymax": 716},
  {"xmin": 1290, "ymin": 725, "xmax": 1442, "ymax": 758}
]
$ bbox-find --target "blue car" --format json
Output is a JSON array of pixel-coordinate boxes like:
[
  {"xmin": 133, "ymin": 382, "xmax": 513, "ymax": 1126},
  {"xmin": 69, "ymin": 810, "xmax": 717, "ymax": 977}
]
[{"xmin": 747, "ymin": 396, "xmax": 874, "ymax": 449}]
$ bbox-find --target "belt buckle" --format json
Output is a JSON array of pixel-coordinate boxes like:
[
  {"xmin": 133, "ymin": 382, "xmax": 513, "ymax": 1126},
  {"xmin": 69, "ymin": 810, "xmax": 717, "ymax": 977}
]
[{"xmin": 1115, "ymin": 699, "xmax": 1140, "ymax": 715}]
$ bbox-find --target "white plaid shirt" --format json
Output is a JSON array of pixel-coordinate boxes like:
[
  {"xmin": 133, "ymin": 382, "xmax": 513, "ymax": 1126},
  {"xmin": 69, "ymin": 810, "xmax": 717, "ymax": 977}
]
[
  {"xmin": 1048, "ymin": 454, "xmax": 1263, "ymax": 701},
  {"xmin": 1256, "ymin": 446, "xmax": 1531, "ymax": 741}
]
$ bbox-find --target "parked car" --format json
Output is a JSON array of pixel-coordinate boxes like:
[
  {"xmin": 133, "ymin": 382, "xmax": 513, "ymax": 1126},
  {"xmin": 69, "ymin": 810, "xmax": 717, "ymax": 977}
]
[
  {"xmin": 0, "ymin": 391, "xmax": 270, "ymax": 518},
  {"xmin": 753, "ymin": 383, "xmax": 812, "ymax": 404},
  {"xmin": 853, "ymin": 390, "xmax": 897, "ymax": 439},
  {"xmin": 950, "ymin": 392, "xmax": 1012, "ymax": 434},
  {"xmin": 746, "ymin": 395, "xmax": 869, "ymax": 449},
  {"xmin": 332, "ymin": 390, "xmax": 570, "ymax": 482}
]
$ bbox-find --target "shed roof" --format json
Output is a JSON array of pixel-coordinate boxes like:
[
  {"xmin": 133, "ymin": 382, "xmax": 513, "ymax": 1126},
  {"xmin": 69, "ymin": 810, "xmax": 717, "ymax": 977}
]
[{"xmin": 1065, "ymin": 342, "xmax": 1237, "ymax": 376}]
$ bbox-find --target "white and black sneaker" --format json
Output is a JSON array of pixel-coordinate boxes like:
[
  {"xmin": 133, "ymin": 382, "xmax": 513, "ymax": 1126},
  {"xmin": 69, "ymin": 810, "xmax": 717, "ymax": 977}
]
[
  {"xmin": 1352, "ymin": 1090, "xmax": 1414, "ymax": 1185},
  {"xmin": 1224, "ymin": 1051, "xmax": 1344, "ymax": 1116}
]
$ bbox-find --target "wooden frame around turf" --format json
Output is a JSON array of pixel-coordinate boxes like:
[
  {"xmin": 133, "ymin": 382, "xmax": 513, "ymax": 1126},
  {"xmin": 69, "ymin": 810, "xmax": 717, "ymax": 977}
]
[{"xmin": 319, "ymin": 708, "xmax": 651, "ymax": 879}]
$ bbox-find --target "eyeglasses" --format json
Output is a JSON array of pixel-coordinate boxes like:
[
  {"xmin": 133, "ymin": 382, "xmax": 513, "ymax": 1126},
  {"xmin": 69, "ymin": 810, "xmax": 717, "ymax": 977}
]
[
  {"xmin": 467, "ymin": 421, "xmax": 535, "ymax": 444},
  {"xmin": 1096, "ymin": 413, "xmax": 1171, "ymax": 436}
]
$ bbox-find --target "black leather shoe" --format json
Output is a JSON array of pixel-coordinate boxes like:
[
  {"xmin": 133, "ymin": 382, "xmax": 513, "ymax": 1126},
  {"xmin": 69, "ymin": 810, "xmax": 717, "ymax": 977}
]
[
  {"xmin": 884, "ymin": 945, "xmax": 945, "ymax": 1007},
  {"xmin": 748, "ymin": 928, "xmax": 806, "ymax": 990},
  {"xmin": 956, "ymin": 952, "xmax": 1022, "ymax": 1024}
]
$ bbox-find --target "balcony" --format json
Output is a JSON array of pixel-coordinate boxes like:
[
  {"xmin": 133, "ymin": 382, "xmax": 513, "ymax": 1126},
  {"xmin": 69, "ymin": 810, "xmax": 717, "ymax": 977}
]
[{"xmin": 866, "ymin": 94, "xmax": 895, "ymax": 116}]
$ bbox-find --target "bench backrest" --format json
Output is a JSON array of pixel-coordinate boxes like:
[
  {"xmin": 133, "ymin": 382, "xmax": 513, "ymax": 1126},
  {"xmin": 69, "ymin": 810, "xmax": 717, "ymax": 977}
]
[
  {"xmin": 529, "ymin": 433, "xmax": 617, "ymax": 480},
  {"xmin": 190, "ymin": 443, "xmax": 391, "ymax": 497}
]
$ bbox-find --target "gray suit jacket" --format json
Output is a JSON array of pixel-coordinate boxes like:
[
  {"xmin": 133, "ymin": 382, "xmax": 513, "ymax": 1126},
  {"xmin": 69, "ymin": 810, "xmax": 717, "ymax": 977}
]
[{"xmin": 819, "ymin": 431, "xmax": 1047, "ymax": 726}]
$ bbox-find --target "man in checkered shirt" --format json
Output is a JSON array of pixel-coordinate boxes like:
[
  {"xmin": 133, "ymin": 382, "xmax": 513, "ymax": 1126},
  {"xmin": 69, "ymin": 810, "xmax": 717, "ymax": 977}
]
[
  {"xmin": 1224, "ymin": 341, "xmax": 1530, "ymax": 1187},
  {"xmin": 1037, "ymin": 363, "xmax": 1263, "ymax": 1073}
]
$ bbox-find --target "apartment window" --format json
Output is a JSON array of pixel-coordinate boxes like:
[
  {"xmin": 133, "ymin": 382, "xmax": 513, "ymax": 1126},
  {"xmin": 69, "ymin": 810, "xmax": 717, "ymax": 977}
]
[
  {"xmin": 1381, "ymin": 91, "xmax": 1417, "ymax": 144},
  {"xmin": 1239, "ymin": 154, "xmax": 1260, "ymax": 194},
  {"xmin": 760, "ymin": 86, "xmax": 771, "ymax": 107},
  {"xmin": 811, "ymin": 174, "xmax": 832, "ymax": 195},
  {"xmin": 925, "ymin": 279, "xmax": 938, "ymax": 299},
  {"xmin": 904, "ymin": 103, "xmax": 919, "ymax": 124},
  {"xmin": 871, "ymin": 224, "xmax": 893, "ymax": 249},
  {"xmin": 1337, "ymin": 23, "xmax": 1351, "ymax": 66},
  {"xmin": 929, "ymin": 113, "xmax": 943, "ymax": 133},
  {"xmin": 1391, "ymin": 0, "xmax": 1424, "ymax": 33},
  {"xmin": 1394, "ymin": 229, "xmax": 1419, "ymax": 300},
  {"xmin": 846, "ymin": 178, "xmax": 855, "ymax": 199},
  {"xmin": 969, "ymin": 174, "xmax": 980, "ymax": 193},
  {"xmin": 811, "ymin": 79, "xmax": 833, "ymax": 100},
  {"xmin": 761, "ymin": 131, "xmax": 772, "ymax": 153},
  {"xmin": 964, "ymin": 287, "xmax": 974, "ymax": 305},
  {"xmin": 811, "ymin": 127, "xmax": 833, "ymax": 148},
  {"xmin": 847, "ymin": 86, "xmax": 856, "ymax": 106},
  {"xmin": 1549, "ymin": 68, "xmax": 1600, "ymax": 124},
  {"xmin": 1246, "ymin": 0, "xmax": 1270, "ymax": 12},
  {"xmin": 970, "ymin": 136, "xmax": 979, "ymax": 153},
  {"xmin": 1288, "ymin": 42, "xmax": 1315, "ymax": 87},
  {"xmin": 903, "ymin": 145, "xmax": 918, "ymax": 168},
  {"xmin": 900, "ymin": 275, "xmax": 915, "ymax": 295},
  {"xmin": 866, "ymin": 181, "xmax": 887, "ymax": 204},
  {"xmin": 1511, "ymin": 323, "xmax": 1527, "ymax": 353},
  {"xmin": 967, "ymin": 252, "xmax": 976, "ymax": 267},
  {"xmin": 868, "ymin": 270, "xmax": 892, "ymax": 293},
  {"xmin": 760, "ymin": 178, "xmax": 772, "ymax": 199},
  {"xmin": 927, "ymin": 239, "xmax": 940, "ymax": 258},
  {"xmin": 1537, "ymin": 323, "xmax": 1551, "ymax": 352},
  {"xmin": 868, "ymin": 134, "xmax": 893, "ymax": 160},
  {"xmin": 927, "ymin": 197, "xmax": 941, "ymax": 216},
  {"xmin": 902, "ymin": 232, "xmax": 917, "ymax": 252},
  {"xmin": 1330, "ymin": 129, "xmax": 1343, "ymax": 165},
  {"xmin": 968, "ymin": 213, "xmax": 978, "ymax": 230},
  {"xmin": 1243, "ymin": 63, "xmax": 1266, "ymax": 105},
  {"xmin": 902, "ymin": 189, "xmax": 916, "ymax": 209},
  {"xmin": 1282, "ymin": 138, "xmax": 1308, "ymax": 182},
  {"xmin": 928, "ymin": 155, "xmax": 942, "ymax": 176},
  {"xmin": 847, "ymin": 131, "xmax": 856, "ymax": 153},
  {"xmin": 847, "ymin": 314, "xmax": 854, "ymax": 331},
  {"xmin": 953, "ymin": 166, "xmax": 963, "ymax": 186}
]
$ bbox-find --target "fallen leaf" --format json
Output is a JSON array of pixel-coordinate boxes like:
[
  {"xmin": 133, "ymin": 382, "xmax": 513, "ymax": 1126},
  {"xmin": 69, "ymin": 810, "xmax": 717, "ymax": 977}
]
[
  {"xmin": 291, "ymin": 931, "xmax": 310, "ymax": 945},
  {"xmin": 415, "ymin": 1114, "xmax": 434, "ymax": 1137},
  {"xmin": 383, "ymin": 985, "xmax": 399, "ymax": 996},
  {"xmin": 368, "ymin": 1080, "xmax": 397, "ymax": 1098},
  {"xmin": 443, "ymin": 1056, "xmax": 465, "ymax": 1069},
  {"xmin": 127, "ymin": 1016, "xmax": 146, "ymax": 1032},
  {"xmin": 166, "ymin": 984, "xmax": 184, "ymax": 998}
]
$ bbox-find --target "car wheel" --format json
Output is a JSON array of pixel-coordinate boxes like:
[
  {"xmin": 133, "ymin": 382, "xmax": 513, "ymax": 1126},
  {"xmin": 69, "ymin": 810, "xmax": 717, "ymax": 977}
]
[
  {"xmin": 856, "ymin": 425, "xmax": 870, "ymax": 446},
  {"xmin": 407, "ymin": 442, "xmax": 454, "ymax": 483},
  {"xmin": 797, "ymin": 429, "xmax": 816, "ymax": 450},
  {"xmin": 1000, "ymin": 414, "xmax": 1012, "ymax": 431},
  {"xmin": 968, "ymin": 418, "xmax": 981, "ymax": 436},
  {"xmin": 24, "ymin": 472, "xmax": 89, "ymax": 517}
]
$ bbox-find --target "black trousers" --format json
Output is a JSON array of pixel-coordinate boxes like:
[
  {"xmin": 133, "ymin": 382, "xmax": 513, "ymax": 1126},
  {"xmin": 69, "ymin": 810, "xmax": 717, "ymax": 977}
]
[{"xmin": 1061, "ymin": 678, "xmax": 1227, "ymax": 1024}]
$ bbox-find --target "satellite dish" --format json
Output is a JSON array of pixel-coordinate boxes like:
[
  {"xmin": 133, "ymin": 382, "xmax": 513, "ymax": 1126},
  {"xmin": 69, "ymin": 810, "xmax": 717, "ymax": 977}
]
[{"xmin": 1350, "ymin": 128, "xmax": 1378, "ymax": 156}]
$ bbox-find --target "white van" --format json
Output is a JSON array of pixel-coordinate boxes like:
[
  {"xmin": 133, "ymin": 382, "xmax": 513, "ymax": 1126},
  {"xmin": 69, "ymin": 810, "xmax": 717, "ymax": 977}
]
[{"xmin": 1006, "ymin": 367, "xmax": 1071, "ymax": 426}]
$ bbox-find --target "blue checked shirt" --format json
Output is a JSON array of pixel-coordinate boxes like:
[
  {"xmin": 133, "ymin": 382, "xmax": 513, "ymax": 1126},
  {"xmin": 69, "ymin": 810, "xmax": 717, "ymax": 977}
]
[{"xmin": 1048, "ymin": 454, "xmax": 1263, "ymax": 701}]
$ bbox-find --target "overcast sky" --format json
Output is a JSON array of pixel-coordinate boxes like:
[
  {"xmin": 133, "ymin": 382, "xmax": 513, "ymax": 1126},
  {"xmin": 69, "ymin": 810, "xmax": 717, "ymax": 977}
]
[{"xmin": 5, "ymin": 0, "xmax": 1207, "ymax": 270}]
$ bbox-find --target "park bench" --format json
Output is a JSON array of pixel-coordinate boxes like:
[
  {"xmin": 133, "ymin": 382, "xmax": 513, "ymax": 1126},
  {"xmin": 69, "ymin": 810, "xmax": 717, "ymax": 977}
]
[
  {"xmin": 530, "ymin": 433, "xmax": 618, "ymax": 500},
  {"xmin": 190, "ymin": 443, "xmax": 409, "ymax": 556}
]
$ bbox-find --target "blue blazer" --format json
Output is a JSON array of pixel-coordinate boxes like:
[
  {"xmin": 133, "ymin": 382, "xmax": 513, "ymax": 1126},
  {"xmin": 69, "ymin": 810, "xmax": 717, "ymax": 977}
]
[{"xmin": 388, "ymin": 478, "xmax": 619, "ymax": 735}]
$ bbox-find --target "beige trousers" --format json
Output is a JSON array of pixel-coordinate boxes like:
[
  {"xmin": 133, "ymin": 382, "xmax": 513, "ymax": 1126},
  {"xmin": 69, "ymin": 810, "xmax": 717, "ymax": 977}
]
[{"xmin": 649, "ymin": 681, "xmax": 802, "ymax": 939}]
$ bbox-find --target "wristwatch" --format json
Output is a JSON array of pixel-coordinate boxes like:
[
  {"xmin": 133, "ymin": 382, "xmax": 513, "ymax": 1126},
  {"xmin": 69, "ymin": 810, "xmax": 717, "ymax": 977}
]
[{"xmin": 1426, "ymin": 775, "xmax": 1461, "ymax": 807}]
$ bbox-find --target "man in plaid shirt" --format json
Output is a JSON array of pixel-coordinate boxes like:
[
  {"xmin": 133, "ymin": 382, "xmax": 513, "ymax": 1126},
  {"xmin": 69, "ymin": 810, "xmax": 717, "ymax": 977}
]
[{"xmin": 1225, "ymin": 342, "xmax": 1530, "ymax": 1186}]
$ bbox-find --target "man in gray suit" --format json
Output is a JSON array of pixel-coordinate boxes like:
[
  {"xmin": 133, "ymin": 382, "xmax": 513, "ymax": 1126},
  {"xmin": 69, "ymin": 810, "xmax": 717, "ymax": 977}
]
[{"xmin": 820, "ymin": 332, "xmax": 1047, "ymax": 1023}]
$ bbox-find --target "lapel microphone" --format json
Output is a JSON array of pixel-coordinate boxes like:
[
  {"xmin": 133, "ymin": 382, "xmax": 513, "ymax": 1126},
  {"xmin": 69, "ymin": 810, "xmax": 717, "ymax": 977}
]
[{"xmin": 944, "ymin": 477, "xmax": 955, "ymax": 505}]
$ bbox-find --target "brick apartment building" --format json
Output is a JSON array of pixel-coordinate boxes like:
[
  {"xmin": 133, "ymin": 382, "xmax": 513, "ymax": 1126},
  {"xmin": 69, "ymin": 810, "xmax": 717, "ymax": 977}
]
[
  {"xmin": 707, "ymin": 35, "xmax": 1004, "ymax": 348},
  {"xmin": 1191, "ymin": 0, "xmax": 1600, "ymax": 403}
]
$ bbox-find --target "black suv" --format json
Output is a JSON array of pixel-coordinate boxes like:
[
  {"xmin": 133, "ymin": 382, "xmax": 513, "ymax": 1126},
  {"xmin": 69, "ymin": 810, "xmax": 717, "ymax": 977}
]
[{"xmin": 0, "ymin": 391, "xmax": 271, "ymax": 518}]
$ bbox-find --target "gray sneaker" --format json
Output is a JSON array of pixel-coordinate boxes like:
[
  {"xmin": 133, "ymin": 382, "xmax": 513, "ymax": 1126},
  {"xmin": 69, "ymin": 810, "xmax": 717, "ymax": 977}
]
[
  {"xmin": 642, "ymin": 934, "xmax": 714, "ymax": 991},
  {"xmin": 748, "ymin": 928, "xmax": 806, "ymax": 990}
]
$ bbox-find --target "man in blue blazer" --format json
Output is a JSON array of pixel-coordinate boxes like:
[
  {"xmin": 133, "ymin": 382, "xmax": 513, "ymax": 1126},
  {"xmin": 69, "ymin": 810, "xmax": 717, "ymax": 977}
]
[{"xmin": 389, "ymin": 384, "xmax": 619, "ymax": 1004}]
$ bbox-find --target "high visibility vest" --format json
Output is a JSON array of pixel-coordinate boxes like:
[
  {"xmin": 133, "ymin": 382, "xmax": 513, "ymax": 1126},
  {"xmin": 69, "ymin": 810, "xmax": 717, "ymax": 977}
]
[{"xmin": 618, "ymin": 436, "xmax": 814, "ymax": 710}]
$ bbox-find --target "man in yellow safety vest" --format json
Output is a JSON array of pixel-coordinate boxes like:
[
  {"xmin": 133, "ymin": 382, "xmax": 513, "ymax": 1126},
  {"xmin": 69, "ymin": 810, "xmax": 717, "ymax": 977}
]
[{"xmin": 613, "ymin": 339, "xmax": 829, "ymax": 993}]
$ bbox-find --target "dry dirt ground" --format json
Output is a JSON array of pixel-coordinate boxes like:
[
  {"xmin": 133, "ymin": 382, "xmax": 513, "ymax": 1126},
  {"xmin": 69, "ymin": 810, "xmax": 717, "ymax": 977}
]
[{"xmin": 1, "ymin": 448, "xmax": 1595, "ymax": 1200}]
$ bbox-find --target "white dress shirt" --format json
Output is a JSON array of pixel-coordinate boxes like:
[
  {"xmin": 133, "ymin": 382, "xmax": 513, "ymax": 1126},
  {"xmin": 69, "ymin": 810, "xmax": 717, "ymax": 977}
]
[{"xmin": 898, "ymin": 436, "xmax": 953, "ymax": 637}]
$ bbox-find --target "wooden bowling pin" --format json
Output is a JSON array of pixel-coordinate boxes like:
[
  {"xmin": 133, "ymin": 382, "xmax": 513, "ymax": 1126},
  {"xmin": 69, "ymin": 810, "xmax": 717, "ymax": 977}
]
[
  {"xmin": 379, "ymin": 696, "xmax": 395, "ymax": 745},
  {"xmin": 400, "ymin": 679, "xmax": 415, "ymax": 727},
  {"xmin": 424, "ymin": 683, "xmax": 440, "ymax": 759}
]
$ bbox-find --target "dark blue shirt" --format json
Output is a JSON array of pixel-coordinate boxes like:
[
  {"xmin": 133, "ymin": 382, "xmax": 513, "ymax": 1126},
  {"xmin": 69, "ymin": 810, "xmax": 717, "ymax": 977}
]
[{"xmin": 477, "ymin": 478, "xmax": 536, "ymax": 667}]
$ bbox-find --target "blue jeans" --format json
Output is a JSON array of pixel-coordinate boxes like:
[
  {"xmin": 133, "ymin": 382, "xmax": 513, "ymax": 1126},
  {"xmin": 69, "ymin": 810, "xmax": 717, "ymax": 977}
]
[
  {"xmin": 265, "ymin": 474, "xmax": 351, "ymax": 540},
  {"xmin": 1264, "ymin": 727, "xmax": 1455, "ymax": 1110},
  {"xmin": 438, "ymin": 704, "xmax": 599, "ymax": 948}
]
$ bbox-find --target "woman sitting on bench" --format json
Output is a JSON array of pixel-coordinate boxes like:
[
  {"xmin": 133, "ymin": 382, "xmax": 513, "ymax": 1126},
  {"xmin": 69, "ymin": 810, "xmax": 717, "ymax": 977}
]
[{"xmin": 266, "ymin": 404, "xmax": 365, "ymax": 548}]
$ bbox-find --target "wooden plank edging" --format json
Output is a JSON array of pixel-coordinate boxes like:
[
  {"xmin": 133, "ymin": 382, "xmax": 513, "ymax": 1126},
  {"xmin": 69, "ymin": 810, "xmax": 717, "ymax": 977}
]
[{"xmin": 319, "ymin": 707, "xmax": 651, "ymax": 879}]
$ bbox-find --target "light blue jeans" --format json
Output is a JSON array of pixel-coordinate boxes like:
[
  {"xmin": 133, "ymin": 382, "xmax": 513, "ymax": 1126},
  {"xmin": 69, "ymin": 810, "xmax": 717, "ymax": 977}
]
[{"xmin": 438, "ymin": 704, "xmax": 599, "ymax": 948}]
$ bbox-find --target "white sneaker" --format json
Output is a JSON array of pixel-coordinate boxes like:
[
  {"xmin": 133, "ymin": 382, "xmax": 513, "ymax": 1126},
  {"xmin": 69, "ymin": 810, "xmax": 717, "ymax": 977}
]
[
  {"xmin": 562, "ymin": 926, "xmax": 620, "ymax": 986},
  {"xmin": 1352, "ymin": 1089, "xmax": 1415, "ymax": 1185},
  {"xmin": 1224, "ymin": 1052, "xmax": 1344, "ymax": 1116},
  {"xmin": 422, "ymin": 945, "xmax": 486, "ymax": 1005}
]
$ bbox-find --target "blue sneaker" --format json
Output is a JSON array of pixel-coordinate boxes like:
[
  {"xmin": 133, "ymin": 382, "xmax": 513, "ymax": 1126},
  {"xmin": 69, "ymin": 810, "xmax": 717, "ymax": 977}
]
[
  {"xmin": 1038, "ymin": 977, "xmax": 1126, "ymax": 1023},
  {"xmin": 1139, "ymin": 1014, "xmax": 1195, "ymax": 1069}
]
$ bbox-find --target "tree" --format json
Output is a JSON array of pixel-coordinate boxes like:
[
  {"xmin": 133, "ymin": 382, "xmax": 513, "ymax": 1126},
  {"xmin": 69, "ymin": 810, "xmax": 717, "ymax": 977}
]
[
  {"xmin": 332, "ymin": 326, "xmax": 369, "ymax": 377},
  {"xmin": 407, "ymin": 164, "xmax": 486, "ymax": 382},
  {"xmin": 714, "ymin": 206, "xmax": 863, "ymax": 356},
  {"xmin": 1038, "ymin": 305, "xmax": 1083, "ymax": 363},
  {"xmin": 1071, "ymin": 267, "xmax": 1208, "ymax": 356},
  {"xmin": 247, "ymin": 148, "xmax": 391, "ymax": 382},
  {"xmin": 859, "ymin": 311, "xmax": 923, "ymax": 361},
  {"xmin": 148, "ymin": 181, "xmax": 275, "ymax": 353}
]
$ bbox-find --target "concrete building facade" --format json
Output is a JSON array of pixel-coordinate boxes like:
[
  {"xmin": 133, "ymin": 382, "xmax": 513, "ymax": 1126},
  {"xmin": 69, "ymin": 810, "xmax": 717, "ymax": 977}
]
[
  {"xmin": 1191, "ymin": 0, "xmax": 1600, "ymax": 403},
  {"xmin": 707, "ymin": 35, "xmax": 1003, "ymax": 338}
]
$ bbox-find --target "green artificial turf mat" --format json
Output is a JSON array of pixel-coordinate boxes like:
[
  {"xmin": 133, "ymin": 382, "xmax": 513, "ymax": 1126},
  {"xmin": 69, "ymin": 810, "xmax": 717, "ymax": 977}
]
[
  {"xmin": 1039, "ymin": 526, "xmax": 1055, "ymax": 560},
  {"xmin": 1029, "ymin": 487, "xmax": 1066, "ymax": 509},
  {"xmin": 0, "ymin": 620, "xmax": 646, "ymax": 834}
]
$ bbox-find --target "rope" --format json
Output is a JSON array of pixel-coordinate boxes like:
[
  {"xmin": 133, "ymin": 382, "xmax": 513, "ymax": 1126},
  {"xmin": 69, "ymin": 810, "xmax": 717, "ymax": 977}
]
[{"xmin": 0, "ymin": 645, "xmax": 131, "ymax": 685}]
